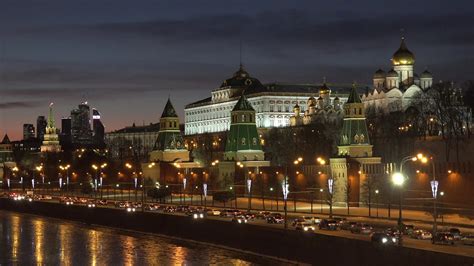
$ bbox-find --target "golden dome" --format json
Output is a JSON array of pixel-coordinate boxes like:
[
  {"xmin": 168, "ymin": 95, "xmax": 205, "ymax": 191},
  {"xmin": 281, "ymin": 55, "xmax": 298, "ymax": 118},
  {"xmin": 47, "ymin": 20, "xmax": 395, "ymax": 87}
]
[{"xmin": 392, "ymin": 37, "xmax": 415, "ymax": 66}]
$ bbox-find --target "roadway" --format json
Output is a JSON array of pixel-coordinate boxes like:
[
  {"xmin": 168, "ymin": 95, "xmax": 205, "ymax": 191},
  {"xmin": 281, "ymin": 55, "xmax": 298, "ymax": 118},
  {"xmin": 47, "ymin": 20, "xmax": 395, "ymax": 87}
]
[{"xmin": 3, "ymin": 192, "xmax": 473, "ymax": 259}]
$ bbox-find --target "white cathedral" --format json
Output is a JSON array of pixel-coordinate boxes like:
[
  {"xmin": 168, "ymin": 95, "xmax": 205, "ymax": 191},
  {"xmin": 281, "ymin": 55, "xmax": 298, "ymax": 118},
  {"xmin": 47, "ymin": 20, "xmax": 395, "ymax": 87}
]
[{"xmin": 362, "ymin": 37, "xmax": 434, "ymax": 113}]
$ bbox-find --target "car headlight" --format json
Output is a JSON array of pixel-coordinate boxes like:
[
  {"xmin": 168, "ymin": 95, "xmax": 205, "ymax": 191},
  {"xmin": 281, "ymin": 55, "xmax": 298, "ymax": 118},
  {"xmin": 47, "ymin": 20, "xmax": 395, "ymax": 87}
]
[
  {"xmin": 200, "ymin": 213, "xmax": 204, "ymax": 218},
  {"xmin": 304, "ymin": 227, "xmax": 308, "ymax": 231},
  {"xmin": 127, "ymin": 207, "xmax": 131, "ymax": 212},
  {"xmin": 193, "ymin": 214, "xmax": 198, "ymax": 219},
  {"xmin": 238, "ymin": 219, "xmax": 242, "ymax": 223},
  {"xmin": 382, "ymin": 238, "xmax": 388, "ymax": 243},
  {"xmin": 392, "ymin": 237, "xmax": 397, "ymax": 243}
]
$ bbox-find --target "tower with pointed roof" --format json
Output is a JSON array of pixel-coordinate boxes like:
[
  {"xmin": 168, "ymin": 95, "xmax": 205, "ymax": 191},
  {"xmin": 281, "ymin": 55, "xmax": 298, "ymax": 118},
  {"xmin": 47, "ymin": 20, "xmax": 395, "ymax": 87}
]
[
  {"xmin": 41, "ymin": 103, "xmax": 61, "ymax": 153},
  {"xmin": 224, "ymin": 94, "xmax": 264, "ymax": 161},
  {"xmin": 149, "ymin": 98, "xmax": 189, "ymax": 162},
  {"xmin": 338, "ymin": 84, "xmax": 373, "ymax": 157},
  {"xmin": 0, "ymin": 134, "xmax": 14, "ymax": 163}
]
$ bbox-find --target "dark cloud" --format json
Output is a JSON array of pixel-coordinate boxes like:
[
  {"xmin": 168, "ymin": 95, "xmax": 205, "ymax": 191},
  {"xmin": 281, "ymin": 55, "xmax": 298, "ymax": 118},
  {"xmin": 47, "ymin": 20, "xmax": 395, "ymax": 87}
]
[
  {"xmin": 0, "ymin": 101, "xmax": 42, "ymax": 109},
  {"xmin": 25, "ymin": 11, "xmax": 472, "ymax": 50}
]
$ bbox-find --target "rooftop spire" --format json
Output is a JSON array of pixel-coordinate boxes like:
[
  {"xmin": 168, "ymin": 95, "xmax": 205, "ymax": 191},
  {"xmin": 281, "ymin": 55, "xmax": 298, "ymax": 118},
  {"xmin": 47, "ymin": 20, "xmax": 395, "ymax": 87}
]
[
  {"xmin": 48, "ymin": 102, "xmax": 55, "ymax": 128},
  {"xmin": 161, "ymin": 98, "xmax": 178, "ymax": 118},
  {"xmin": 347, "ymin": 82, "xmax": 362, "ymax": 103}
]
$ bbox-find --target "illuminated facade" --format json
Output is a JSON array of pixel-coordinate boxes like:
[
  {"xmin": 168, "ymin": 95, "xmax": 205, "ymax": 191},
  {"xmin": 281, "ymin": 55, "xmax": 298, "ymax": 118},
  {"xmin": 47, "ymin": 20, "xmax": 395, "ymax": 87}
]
[
  {"xmin": 184, "ymin": 64, "xmax": 353, "ymax": 135},
  {"xmin": 40, "ymin": 103, "xmax": 62, "ymax": 153},
  {"xmin": 289, "ymin": 83, "xmax": 345, "ymax": 126},
  {"xmin": 362, "ymin": 37, "xmax": 434, "ymax": 113}
]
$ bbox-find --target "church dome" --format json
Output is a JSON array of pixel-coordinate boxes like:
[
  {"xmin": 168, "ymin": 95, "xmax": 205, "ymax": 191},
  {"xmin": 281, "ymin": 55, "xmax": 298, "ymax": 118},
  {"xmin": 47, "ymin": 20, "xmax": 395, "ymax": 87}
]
[
  {"xmin": 387, "ymin": 69, "xmax": 398, "ymax": 78},
  {"xmin": 307, "ymin": 96, "xmax": 316, "ymax": 106},
  {"xmin": 219, "ymin": 64, "xmax": 265, "ymax": 92},
  {"xmin": 392, "ymin": 37, "xmax": 415, "ymax": 66},
  {"xmin": 373, "ymin": 69, "xmax": 386, "ymax": 79},
  {"xmin": 319, "ymin": 83, "xmax": 331, "ymax": 94},
  {"xmin": 420, "ymin": 70, "xmax": 433, "ymax": 79}
]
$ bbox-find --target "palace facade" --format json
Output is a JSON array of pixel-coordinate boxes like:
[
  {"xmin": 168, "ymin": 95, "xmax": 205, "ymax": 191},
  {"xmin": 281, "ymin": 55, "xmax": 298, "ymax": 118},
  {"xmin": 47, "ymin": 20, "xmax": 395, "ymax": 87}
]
[{"xmin": 184, "ymin": 64, "xmax": 354, "ymax": 135}]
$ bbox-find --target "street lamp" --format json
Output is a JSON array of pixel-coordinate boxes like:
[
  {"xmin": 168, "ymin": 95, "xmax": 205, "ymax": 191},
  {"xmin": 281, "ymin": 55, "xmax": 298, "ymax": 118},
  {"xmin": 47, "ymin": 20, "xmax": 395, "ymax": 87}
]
[
  {"xmin": 284, "ymin": 157, "xmax": 302, "ymax": 229},
  {"xmin": 319, "ymin": 188, "xmax": 324, "ymax": 213},
  {"xmin": 375, "ymin": 189, "xmax": 379, "ymax": 218},
  {"xmin": 391, "ymin": 172, "xmax": 405, "ymax": 246}
]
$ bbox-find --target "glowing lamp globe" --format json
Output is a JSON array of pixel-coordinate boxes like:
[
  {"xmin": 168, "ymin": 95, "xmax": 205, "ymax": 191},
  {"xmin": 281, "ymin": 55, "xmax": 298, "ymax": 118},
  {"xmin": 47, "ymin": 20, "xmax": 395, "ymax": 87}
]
[{"xmin": 392, "ymin": 173, "xmax": 405, "ymax": 186}]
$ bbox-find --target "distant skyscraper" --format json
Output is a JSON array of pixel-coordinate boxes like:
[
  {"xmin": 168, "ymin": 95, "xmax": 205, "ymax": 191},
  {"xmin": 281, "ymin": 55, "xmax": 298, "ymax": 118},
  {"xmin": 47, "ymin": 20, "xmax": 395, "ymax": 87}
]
[
  {"xmin": 71, "ymin": 102, "xmax": 93, "ymax": 146},
  {"xmin": 60, "ymin": 116, "xmax": 72, "ymax": 146},
  {"xmin": 36, "ymin": 116, "xmax": 47, "ymax": 140},
  {"xmin": 92, "ymin": 108, "xmax": 105, "ymax": 147},
  {"xmin": 23, "ymin": 124, "xmax": 35, "ymax": 140}
]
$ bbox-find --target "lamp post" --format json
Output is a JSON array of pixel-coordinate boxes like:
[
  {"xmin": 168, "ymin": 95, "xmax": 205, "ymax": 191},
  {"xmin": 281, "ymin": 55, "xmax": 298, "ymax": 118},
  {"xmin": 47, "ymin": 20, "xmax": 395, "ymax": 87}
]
[
  {"xmin": 391, "ymin": 172, "xmax": 405, "ymax": 246},
  {"xmin": 439, "ymin": 191, "xmax": 445, "ymax": 225},
  {"xmin": 317, "ymin": 157, "xmax": 333, "ymax": 217},
  {"xmin": 395, "ymin": 154, "xmax": 427, "ymax": 226},
  {"xmin": 320, "ymin": 188, "xmax": 324, "ymax": 213},
  {"xmin": 12, "ymin": 167, "xmax": 19, "ymax": 191},
  {"xmin": 427, "ymin": 158, "xmax": 439, "ymax": 236},
  {"xmin": 375, "ymin": 189, "xmax": 379, "ymax": 218},
  {"xmin": 59, "ymin": 164, "xmax": 70, "ymax": 195},
  {"xmin": 284, "ymin": 157, "xmax": 302, "ymax": 229}
]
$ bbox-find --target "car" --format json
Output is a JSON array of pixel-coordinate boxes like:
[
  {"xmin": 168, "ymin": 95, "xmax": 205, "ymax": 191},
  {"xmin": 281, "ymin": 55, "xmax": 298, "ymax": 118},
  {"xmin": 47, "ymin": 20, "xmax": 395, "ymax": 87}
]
[
  {"xmin": 266, "ymin": 213, "xmax": 284, "ymax": 224},
  {"xmin": 292, "ymin": 218, "xmax": 305, "ymax": 227},
  {"xmin": 460, "ymin": 235, "xmax": 474, "ymax": 246},
  {"xmin": 145, "ymin": 204, "xmax": 159, "ymax": 211},
  {"xmin": 432, "ymin": 232, "xmax": 455, "ymax": 245},
  {"xmin": 232, "ymin": 215, "xmax": 248, "ymax": 224},
  {"xmin": 126, "ymin": 207, "xmax": 136, "ymax": 212},
  {"xmin": 242, "ymin": 212, "xmax": 255, "ymax": 220},
  {"xmin": 313, "ymin": 217, "xmax": 322, "ymax": 224},
  {"xmin": 333, "ymin": 217, "xmax": 347, "ymax": 225},
  {"xmin": 340, "ymin": 221, "xmax": 357, "ymax": 231},
  {"xmin": 371, "ymin": 232, "xmax": 398, "ymax": 245},
  {"xmin": 350, "ymin": 223, "xmax": 373, "ymax": 234},
  {"xmin": 87, "ymin": 200, "xmax": 96, "ymax": 208},
  {"xmin": 410, "ymin": 229, "xmax": 432, "ymax": 240},
  {"xmin": 401, "ymin": 224, "xmax": 415, "ymax": 235},
  {"xmin": 295, "ymin": 222, "xmax": 315, "ymax": 232},
  {"xmin": 256, "ymin": 211, "xmax": 271, "ymax": 219},
  {"xmin": 220, "ymin": 209, "xmax": 241, "ymax": 217},
  {"xmin": 191, "ymin": 212, "xmax": 206, "ymax": 219},
  {"xmin": 385, "ymin": 227, "xmax": 402, "ymax": 238},
  {"xmin": 207, "ymin": 209, "xmax": 221, "ymax": 216},
  {"xmin": 449, "ymin": 228, "xmax": 462, "ymax": 240},
  {"xmin": 319, "ymin": 219, "xmax": 339, "ymax": 230},
  {"xmin": 163, "ymin": 206, "xmax": 177, "ymax": 213},
  {"xmin": 97, "ymin": 199, "xmax": 108, "ymax": 206}
]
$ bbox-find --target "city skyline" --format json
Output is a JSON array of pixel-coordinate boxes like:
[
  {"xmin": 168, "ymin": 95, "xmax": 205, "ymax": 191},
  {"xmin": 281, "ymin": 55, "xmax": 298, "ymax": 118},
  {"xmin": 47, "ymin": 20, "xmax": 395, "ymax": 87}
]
[{"xmin": 1, "ymin": 0, "xmax": 473, "ymax": 139}]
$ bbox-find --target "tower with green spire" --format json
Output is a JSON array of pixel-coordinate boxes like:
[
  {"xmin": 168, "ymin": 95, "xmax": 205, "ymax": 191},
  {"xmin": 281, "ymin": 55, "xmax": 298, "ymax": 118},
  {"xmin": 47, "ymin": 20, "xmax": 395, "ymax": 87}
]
[
  {"xmin": 224, "ymin": 94, "xmax": 264, "ymax": 161},
  {"xmin": 149, "ymin": 98, "xmax": 189, "ymax": 162},
  {"xmin": 337, "ymin": 84, "xmax": 373, "ymax": 157},
  {"xmin": 41, "ymin": 103, "xmax": 61, "ymax": 153}
]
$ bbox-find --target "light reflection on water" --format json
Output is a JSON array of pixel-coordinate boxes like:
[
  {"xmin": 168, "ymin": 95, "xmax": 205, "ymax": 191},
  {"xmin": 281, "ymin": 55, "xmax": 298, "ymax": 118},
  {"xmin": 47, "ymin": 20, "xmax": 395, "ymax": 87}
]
[{"xmin": 0, "ymin": 211, "xmax": 290, "ymax": 265}]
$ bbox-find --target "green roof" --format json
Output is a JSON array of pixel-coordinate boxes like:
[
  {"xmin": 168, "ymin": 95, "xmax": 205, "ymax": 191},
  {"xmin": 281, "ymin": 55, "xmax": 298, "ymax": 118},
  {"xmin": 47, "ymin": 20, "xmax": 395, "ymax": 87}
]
[
  {"xmin": 232, "ymin": 95, "xmax": 255, "ymax": 112},
  {"xmin": 347, "ymin": 84, "xmax": 362, "ymax": 103},
  {"xmin": 161, "ymin": 98, "xmax": 178, "ymax": 118},
  {"xmin": 225, "ymin": 124, "xmax": 262, "ymax": 152},
  {"xmin": 339, "ymin": 119, "xmax": 370, "ymax": 145}
]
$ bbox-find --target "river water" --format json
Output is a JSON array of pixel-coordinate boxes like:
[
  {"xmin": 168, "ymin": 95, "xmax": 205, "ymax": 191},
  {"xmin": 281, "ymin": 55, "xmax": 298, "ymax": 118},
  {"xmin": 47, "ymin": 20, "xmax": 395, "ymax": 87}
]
[{"xmin": 0, "ymin": 211, "xmax": 292, "ymax": 265}]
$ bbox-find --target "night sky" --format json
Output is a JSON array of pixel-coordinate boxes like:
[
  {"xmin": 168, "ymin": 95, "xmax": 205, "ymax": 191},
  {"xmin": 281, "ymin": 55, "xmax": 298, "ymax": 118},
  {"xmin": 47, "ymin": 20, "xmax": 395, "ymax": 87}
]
[{"xmin": 0, "ymin": 0, "xmax": 473, "ymax": 139}]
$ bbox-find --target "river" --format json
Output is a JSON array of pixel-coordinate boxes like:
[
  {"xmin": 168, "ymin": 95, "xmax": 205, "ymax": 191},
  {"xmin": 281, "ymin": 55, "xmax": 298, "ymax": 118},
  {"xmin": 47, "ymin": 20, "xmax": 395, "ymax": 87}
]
[{"xmin": 0, "ymin": 211, "xmax": 292, "ymax": 265}]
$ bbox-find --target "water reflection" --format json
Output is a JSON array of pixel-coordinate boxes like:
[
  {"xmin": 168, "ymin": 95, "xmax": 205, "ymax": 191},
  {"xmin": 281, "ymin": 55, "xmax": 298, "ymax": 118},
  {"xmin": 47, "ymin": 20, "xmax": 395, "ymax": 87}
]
[
  {"xmin": 33, "ymin": 219, "xmax": 44, "ymax": 264},
  {"xmin": 0, "ymin": 211, "xmax": 290, "ymax": 265}
]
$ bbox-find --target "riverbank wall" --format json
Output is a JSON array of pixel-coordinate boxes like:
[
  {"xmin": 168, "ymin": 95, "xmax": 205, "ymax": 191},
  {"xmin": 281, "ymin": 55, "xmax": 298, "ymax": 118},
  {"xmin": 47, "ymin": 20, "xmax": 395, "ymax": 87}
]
[{"xmin": 1, "ymin": 199, "xmax": 472, "ymax": 265}]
